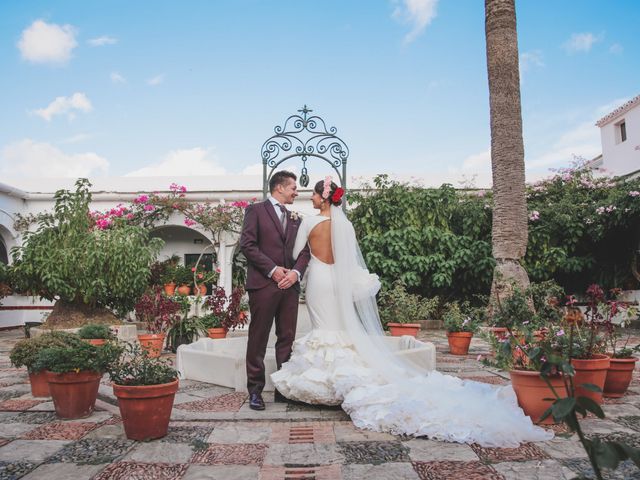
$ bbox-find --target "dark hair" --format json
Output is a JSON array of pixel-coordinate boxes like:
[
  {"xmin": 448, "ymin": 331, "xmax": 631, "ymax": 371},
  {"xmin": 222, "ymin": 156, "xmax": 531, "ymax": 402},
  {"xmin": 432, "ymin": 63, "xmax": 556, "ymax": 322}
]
[
  {"xmin": 269, "ymin": 171, "xmax": 297, "ymax": 193},
  {"xmin": 314, "ymin": 179, "xmax": 343, "ymax": 206}
]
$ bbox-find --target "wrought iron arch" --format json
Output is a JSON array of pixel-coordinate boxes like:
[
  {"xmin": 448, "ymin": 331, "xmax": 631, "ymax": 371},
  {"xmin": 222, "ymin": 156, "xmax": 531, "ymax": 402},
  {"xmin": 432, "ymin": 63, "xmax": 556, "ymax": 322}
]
[{"xmin": 261, "ymin": 106, "xmax": 349, "ymax": 206}]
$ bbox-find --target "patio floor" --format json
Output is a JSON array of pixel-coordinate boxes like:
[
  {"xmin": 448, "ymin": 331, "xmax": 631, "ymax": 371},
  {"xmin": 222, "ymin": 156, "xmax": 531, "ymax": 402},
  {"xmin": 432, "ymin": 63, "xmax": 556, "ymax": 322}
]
[{"xmin": 0, "ymin": 327, "xmax": 639, "ymax": 479}]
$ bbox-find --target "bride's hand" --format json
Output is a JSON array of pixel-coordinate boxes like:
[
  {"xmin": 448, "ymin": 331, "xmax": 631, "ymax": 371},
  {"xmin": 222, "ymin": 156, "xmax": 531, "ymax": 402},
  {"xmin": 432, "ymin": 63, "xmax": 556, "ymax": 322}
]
[{"xmin": 277, "ymin": 271, "xmax": 297, "ymax": 289}]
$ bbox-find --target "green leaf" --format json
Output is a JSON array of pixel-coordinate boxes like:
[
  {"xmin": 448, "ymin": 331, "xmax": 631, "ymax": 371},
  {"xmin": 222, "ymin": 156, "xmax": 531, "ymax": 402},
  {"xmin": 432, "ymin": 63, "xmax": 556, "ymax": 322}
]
[
  {"xmin": 575, "ymin": 396, "xmax": 605, "ymax": 419},
  {"xmin": 551, "ymin": 397, "xmax": 576, "ymax": 420}
]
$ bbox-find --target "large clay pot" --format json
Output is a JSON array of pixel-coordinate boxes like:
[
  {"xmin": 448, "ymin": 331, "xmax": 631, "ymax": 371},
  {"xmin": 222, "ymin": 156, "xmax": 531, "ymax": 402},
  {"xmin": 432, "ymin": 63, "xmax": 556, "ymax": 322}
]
[
  {"xmin": 83, "ymin": 338, "xmax": 106, "ymax": 346},
  {"xmin": 28, "ymin": 370, "xmax": 50, "ymax": 398},
  {"xmin": 163, "ymin": 282, "xmax": 176, "ymax": 296},
  {"xmin": 138, "ymin": 333, "xmax": 165, "ymax": 358},
  {"xmin": 572, "ymin": 354, "xmax": 610, "ymax": 405},
  {"xmin": 176, "ymin": 285, "xmax": 191, "ymax": 296},
  {"xmin": 387, "ymin": 323, "xmax": 421, "ymax": 338},
  {"xmin": 604, "ymin": 356, "xmax": 638, "ymax": 398},
  {"xmin": 113, "ymin": 379, "xmax": 179, "ymax": 441},
  {"xmin": 207, "ymin": 328, "xmax": 227, "ymax": 339},
  {"xmin": 447, "ymin": 331, "xmax": 473, "ymax": 355},
  {"xmin": 510, "ymin": 370, "xmax": 567, "ymax": 425},
  {"xmin": 46, "ymin": 370, "xmax": 102, "ymax": 419}
]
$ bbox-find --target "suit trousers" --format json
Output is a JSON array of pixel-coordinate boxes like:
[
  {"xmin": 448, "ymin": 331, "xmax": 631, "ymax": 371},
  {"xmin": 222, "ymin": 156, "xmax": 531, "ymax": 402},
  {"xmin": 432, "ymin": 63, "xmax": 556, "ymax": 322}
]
[{"xmin": 246, "ymin": 282, "xmax": 299, "ymax": 395}]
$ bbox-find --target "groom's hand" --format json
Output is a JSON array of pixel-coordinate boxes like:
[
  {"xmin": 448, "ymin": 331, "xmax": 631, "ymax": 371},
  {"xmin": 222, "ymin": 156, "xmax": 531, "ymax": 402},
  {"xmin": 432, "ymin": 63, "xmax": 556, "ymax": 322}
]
[
  {"xmin": 271, "ymin": 266, "xmax": 288, "ymax": 283},
  {"xmin": 278, "ymin": 270, "xmax": 297, "ymax": 289}
]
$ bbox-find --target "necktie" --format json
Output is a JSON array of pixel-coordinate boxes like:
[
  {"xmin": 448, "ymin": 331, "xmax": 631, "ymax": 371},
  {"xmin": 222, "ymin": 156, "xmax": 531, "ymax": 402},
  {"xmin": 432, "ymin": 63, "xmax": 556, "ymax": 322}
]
[{"xmin": 276, "ymin": 203, "xmax": 287, "ymax": 230}]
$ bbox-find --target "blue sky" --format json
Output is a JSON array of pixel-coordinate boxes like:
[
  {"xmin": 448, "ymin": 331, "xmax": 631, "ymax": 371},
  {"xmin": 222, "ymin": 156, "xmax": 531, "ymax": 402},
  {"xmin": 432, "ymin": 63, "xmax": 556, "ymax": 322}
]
[{"xmin": 0, "ymin": 0, "xmax": 638, "ymax": 187}]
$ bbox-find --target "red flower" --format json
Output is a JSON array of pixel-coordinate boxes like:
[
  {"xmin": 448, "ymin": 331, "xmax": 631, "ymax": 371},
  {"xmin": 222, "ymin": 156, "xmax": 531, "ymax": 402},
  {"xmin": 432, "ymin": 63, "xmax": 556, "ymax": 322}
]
[{"xmin": 331, "ymin": 187, "xmax": 345, "ymax": 203}]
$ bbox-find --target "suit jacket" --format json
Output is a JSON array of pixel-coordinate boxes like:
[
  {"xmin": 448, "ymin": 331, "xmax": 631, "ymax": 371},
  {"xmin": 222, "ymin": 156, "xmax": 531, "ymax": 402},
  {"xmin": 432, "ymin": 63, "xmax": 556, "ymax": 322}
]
[{"xmin": 240, "ymin": 199, "xmax": 310, "ymax": 291}]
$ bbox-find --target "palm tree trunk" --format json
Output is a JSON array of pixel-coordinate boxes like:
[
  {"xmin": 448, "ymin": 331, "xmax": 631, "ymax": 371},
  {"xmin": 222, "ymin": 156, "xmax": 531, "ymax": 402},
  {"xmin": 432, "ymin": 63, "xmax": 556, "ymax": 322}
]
[{"xmin": 485, "ymin": 0, "xmax": 530, "ymax": 297}]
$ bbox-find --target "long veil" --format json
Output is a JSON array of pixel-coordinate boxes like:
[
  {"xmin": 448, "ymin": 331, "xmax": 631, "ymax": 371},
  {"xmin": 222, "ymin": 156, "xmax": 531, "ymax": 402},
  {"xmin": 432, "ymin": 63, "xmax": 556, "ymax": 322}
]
[{"xmin": 329, "ymin": 205, "xmax": 427, "ymax": 382}]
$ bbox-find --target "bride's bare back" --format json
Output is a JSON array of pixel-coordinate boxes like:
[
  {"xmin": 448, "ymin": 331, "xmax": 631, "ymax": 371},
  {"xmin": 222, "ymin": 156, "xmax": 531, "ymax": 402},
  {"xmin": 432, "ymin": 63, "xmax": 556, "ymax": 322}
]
[{"xmin": 308, "ymin": 218, "xmax": 334, "ymax": 264}]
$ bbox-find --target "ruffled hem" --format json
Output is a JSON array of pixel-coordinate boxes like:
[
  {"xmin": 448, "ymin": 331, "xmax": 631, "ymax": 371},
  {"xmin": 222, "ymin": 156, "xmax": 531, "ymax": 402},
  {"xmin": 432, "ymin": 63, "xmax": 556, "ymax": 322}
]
[{"xmin": 271, "ymin": 330, "xmax": 380, "ymax": 405}]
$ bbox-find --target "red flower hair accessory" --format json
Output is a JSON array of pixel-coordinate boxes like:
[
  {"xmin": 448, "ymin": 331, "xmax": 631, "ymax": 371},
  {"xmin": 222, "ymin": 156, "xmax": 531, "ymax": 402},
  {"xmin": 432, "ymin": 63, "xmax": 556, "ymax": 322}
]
[{"xmin": 331, "ymin": 187, "xmax": 345, "ymax": 203}]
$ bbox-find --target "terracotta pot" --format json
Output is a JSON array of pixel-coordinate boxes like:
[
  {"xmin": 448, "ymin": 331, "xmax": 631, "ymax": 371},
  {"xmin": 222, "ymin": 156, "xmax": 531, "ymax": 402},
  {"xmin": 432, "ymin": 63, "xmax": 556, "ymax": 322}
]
[
  {"xmin": 510, "ymin": 370, "xmax": 567, "ymax": 425},
  {"xmin": 163, "ymin": 282, "xmax": 176, "ymax": 296},
  {"xmin": 45, "ymin": 370, "xmax": 102, "ymax": 419},
  {"xmin": 571, "ymin": 354, "xmax": 610, "ymax": 405},
  {"xmin": 489, "ymin": 327, "xmax": 509, "ymax": 341},
  {"xmin": 113, "ymin": 379, "xmax": 179, "ymax": 441},
  {"xmin": 176, "ymin": 285, "xmax": 191, "ymax": 296},
  {"xmin": 387, "ymin": 323, "xmax": 421, "ymax": 338},
  {"xmin": 604, "ymin": 356, "xmax": 638, "ymax": 398},
  {"xmin": 194, "ymin": 284, "xmax": 207, "ymax": 296},
  {"xmin": 447, "ymin": 331, "xmax": 473, "ymax": 355},
  {"xmin": 207, "ymin": 328, "xmax": 227, "ymax": 339},
  {"xmin": 28, "ymin": 370, "xmax": 50, "ymax": 397},
  {"xmin": 83, "ymin": 338, "xmax": 106, "ymax": 346},
  {"xmin": 138, "ymin": 333, "xmax": 165, "ymax": 358}
]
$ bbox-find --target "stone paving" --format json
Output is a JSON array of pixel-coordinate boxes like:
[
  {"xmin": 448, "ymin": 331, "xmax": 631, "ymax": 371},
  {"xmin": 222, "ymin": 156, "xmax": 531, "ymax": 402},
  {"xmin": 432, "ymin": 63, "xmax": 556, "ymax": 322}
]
[{"xmin": 0, "ymin": 328, "xmax": 639, "ymax": 479}]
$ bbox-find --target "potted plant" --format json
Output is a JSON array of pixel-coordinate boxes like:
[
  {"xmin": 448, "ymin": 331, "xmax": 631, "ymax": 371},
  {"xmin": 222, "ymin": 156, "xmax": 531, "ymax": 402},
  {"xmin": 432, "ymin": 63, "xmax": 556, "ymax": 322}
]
[
  {"xmin": 566, "ymin": 285, "xmax": 612, "ymax": 405},
  {"xmin": 166, "ymin": 295, "xmax": 206, "ymax": 352},
  {"xmin": 32, "ymin": 340, "xmax": 120, "ymax": 419},
  {"xmin": 150, "ymin": 254, "xmax": 180, "ymax": 296},
  {"xmin": 107, "ymin": 342, "xmax": 179, "ymax": 441},
  {"xmin": 9, "ymin": 331, "xmax": 84, "ymax": 397},
  {"xmin": 9, "ymin": 179, "xmax": 163, "ymax": 329},
  {"xmin": 173, "ymin": 265, "xmax": 193, "ymax": 296},
  {"xmin": 202, "ymin": 285, "xmax": 247, "ymax": 339},
  {"xmin": 134, "ymin": 287, "xmax": 182, "ymax": 357},
  {"xmin": 443, "ymin": 302, "xmax": 481, "ymax": 355},
  {"xmin": 377, "ymin": 281, "xmax": 438, "ymax": 337},
  {"xmin": 77, "ymin": 324, "xmax": 115, "ymax": 346},
  {"xmin": 602, "ymin": 301, "xmax": 639, "ymax": 398},
  {"xmin": 160, "ymin": 264, "xmax": 177, "ymax": 296}
]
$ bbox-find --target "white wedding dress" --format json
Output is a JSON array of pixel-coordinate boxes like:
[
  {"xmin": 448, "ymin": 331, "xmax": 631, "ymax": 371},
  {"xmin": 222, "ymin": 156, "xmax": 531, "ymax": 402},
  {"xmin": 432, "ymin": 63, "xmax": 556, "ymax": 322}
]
[{"xmin": 271, "ymin": 207, "xmax": 552, "ymax": 448}]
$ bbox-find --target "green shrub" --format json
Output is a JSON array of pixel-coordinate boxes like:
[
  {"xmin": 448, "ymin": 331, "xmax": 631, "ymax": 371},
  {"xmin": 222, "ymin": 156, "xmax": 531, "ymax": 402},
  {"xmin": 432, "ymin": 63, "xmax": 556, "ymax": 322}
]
[
  {"xmin": 107, "ymin": 342, "xmax": 177, "ymax": 386},
  {"xmin": 77, "ymin": 324, "xmax": 114, "ymax": 340},
  {"xmin": 10, "ymin": 331, "xmax": 84, "ymax": 372},
  {"xmin": 33, "ymin": 341, "xmax": 121, "ymax": 374}
]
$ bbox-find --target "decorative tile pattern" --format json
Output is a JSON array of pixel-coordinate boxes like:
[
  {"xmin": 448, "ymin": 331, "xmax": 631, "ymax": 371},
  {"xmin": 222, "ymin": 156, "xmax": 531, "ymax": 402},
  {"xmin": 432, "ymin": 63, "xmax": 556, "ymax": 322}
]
[
  {"xmin": 260, "ymin": 464, "xmax": 342, "ymax": 480},
  {"xmin": 191, "ymin": 444, "xmax": 267, "ymax": 465},
  {"xmin": 46, "ymin": 438, "xmax": 134, "ymax": 465},
  {"xmin": 163, "ymin": 425, "xmax": 213, "ymax": 444},
  {"xmin": 175, "ymin": 392, "xmax": 247, "ymax": 412},
  {"xmin": 93, "ymin": 461, "xmax": 188, "ymax": 480},
  {"xmin": 270, "ymin": 423, "xmax": 335, "ymax": 444},
  {"xmin": 21, "ymin": 422, "xmax": 97, "ymax": 440},
  {"xmin": 559, "ymin": 458, "xmax": 640, "ymax": 480},
  {"xmin": 591, "ymin": 432, "xmax": 640, "ymax": 449},
  {"xmin": 412, "ymin": 461, "xmax": 505, "ymax": 480},
  {"xmin": 0, "ymin": 399, "xmax": 43, "ymax": 411},
  {"xmin": 338, "ymin": 441, "xmax": 410, "ymax": 464},
  {"xmin": 458, "ymin": 376, "xmax": 508, "ymax": 385},
  {"xmin": 12, "ymin": 412, "xmax": 58, "ymax": 424},
  {"xmin": 615, "ymin": 415, "xmax": 640, "ymax": 432},
  {"xmin": 470, "ymin": 442, "xmax": 549, "ymax": 463},
  {"xmin": 99, "ymin": 415, "xmax": 122, "ymax": 426},
  {"xmin": 0, "ymin": 460, "xmax": 37, "ymax": 479}
]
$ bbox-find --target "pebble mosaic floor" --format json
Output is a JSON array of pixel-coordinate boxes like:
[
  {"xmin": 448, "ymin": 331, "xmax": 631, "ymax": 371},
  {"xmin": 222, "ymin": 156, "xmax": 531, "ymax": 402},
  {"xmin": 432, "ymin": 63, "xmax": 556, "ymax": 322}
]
[{"xmin": 0, "ymin": 327, "xmax": 638, "ymax": 479}]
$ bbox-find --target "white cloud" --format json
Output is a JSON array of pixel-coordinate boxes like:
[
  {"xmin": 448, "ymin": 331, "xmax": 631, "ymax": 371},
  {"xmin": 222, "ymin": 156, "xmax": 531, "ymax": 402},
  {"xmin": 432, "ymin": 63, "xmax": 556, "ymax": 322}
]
[
  {"xmin": 59, "ymin": 133, "xmax": 92, "ymax": 144},
  {"xmin": 125, "ymin": 147, "xmax": 227, "ymax": 177},
  {"xmin": 562, "ymin": 32, "xmax": 602, "ymax": 53},
  {"xmin": 392, "ymin": 0, "xmax": 438, "ymax": 45},
  {"xmin": 147, "ymin": 74, "xmax": 165, "ymax": 86},
  {"xmin": 241, "ymin": 163, "xmax": 263, "ymax": 175},
  {"xmin": 520, "ymin": 50, "xmax": 544, "ymax": 80},
  {"xmin": 110, "ymin": 72, "xmax": 126, "ymax": 84},
  {"xmin": 609, "ymin": 43, "xmax": 623, "ymax": 55},
  {"xmin": 33, "ymin": 92, "xmax": 93, "ymax": 122},
  {"xmin": 88, "ymin": 35, "xmax": 117, "ymax": 46},
  {"xmin": 0, "ymin": 139, "xmax": 108, "ymax": 177},
  {"xmin": 17, "ymin": 20, "xmax": 77, "ymax": 65}
]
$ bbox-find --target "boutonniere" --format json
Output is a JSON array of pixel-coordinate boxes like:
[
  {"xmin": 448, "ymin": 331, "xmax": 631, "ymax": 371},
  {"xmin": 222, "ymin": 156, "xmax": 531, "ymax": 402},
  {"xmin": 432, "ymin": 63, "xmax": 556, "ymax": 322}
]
[{"xmin": 290, "ymin": 211, "xmax": 300, "ymax": 221}]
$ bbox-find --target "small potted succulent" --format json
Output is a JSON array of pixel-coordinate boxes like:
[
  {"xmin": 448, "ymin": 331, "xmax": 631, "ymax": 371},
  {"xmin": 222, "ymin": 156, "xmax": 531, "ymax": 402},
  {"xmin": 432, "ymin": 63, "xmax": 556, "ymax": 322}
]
[
  {"xmin": 377, "ymin": 281, "xmax": 438, "ymax": 337},
  {"xmin": 134, "ymin": 287, "xmax": 182, "ymax": 357},
  {"xmin": 32, "ymin": 340, "xmax": 120, "ymax": 419},
  {"xmin": 9, "ymin": 331, "xmax": 84, "ymax": 397},
  {"xmin": 77, "ymin": 324, "xmax": 115, "ymax": 346},
  {"xmin": 443, "ymin": 301, "xmax": 482, "ymax": 355},
  {"xmin": 107, "ymin": 342, "xmax": 179, "ymax": 441}
]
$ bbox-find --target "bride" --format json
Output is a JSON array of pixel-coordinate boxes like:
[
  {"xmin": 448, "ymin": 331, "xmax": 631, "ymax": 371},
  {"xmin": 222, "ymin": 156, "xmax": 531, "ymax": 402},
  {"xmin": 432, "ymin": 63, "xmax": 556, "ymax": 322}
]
[{"xmin": 271, "ymin": 177, "xmax": 553, "ymax": 448}]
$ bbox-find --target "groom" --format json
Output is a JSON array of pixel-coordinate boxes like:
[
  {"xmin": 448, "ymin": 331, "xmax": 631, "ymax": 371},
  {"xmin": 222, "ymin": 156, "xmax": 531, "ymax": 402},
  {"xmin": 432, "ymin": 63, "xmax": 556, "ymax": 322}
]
[{"xmin": 240, "ymin": 170, "xmax": 310, "ymax": 410}]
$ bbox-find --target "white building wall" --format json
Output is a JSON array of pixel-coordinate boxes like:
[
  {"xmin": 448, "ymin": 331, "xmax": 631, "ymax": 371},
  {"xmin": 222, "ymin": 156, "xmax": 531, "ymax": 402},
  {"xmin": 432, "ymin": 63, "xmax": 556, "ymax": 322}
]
[{"xmin": 598, "ymin": 98, "xmax": 640, "ymax": 177}]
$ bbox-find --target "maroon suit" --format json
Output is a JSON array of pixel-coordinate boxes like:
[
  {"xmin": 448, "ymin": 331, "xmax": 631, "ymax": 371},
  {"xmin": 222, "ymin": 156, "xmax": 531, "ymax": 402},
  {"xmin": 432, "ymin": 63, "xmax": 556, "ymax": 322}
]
[{"xmin": 240, "ymin": 199, "xmax": 310, "ymax": 395}]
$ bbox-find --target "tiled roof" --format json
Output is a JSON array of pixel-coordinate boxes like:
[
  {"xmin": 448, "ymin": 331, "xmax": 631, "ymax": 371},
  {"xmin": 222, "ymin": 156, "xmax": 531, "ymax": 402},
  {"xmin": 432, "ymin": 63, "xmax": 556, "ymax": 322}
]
[{"xmin": 596, "ymin": 94, "xmax": 640, "ymax": 127}]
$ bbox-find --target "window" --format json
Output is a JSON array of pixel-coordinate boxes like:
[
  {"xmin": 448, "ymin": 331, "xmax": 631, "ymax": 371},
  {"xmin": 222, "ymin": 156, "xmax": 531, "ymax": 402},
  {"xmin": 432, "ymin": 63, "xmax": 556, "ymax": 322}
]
[{"xmin": 615, "ymin": 120, "xmax": 627, "ymax": 144}]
